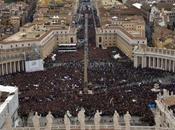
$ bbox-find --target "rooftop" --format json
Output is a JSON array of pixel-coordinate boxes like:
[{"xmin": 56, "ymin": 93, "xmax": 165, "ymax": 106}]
[
  {"xmin": 3, "ymin": 24, "xmax": 47, "ymax": 42},
  {"xmin": 96, "ymin": 0, "xmax": 145, "ymax": 39},
  {"xmin": 1, "ymin": 21, "xmax": 72, "ymax": 43},
  {"xmin": 35, "ymin": 0, "xmax": 76, "ymax": 25},
  {"xmin": 153, "ymin": 26, "xmax": 175, "ymax": 49}
]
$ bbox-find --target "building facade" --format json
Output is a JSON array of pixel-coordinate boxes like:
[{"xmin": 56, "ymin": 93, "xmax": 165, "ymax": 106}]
[
  {"xmin": 96, "ymin": 26, "xmax": 147, "ymax": 58},
  {"xmin": 95, "ymin": 0, "xmax": 147, "ymax": 59},
  {"xmin": 0, "ymin": 23, "xmax": 77, "ymax": 75}
]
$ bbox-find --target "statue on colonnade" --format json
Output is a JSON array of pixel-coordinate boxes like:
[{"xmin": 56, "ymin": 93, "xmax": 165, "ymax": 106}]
[
  {"xmin": 78, "ymin": 108, "xmax": 86, "ymax": 130},
  {"xmin": 32, "ymin": 112, "xmax": 40, "ymax": 130},
  {"xmin": 45, "ymin": 111, "xmax": 54, "ymax": 130},
  {"xmin": 124, "ymin": 111, "xmax": 131, "ymax": 130},
  {"xmin": 64, "ymin": 111, "xmax": 71, "ymax": 130},
  {"xmin": 94, "ymin": 110, "xmax": 101, "ymax": 130},
  {"xmin": 113, "ymin": 110, "xmax": 121, "ymax": 130}
]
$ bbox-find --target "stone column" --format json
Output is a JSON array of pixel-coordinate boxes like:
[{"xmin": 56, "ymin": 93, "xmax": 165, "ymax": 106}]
[
  {"xmin": 159, "ymin": 58, "xmax": 162, "ymax": 69},
  {"xmin": 166, "ymin": 60, "xmax": 169, "ymax": 71},
  {"xmin": 5, "ymin": 63, "xmax": 8, "ymax": 75},
  {"xmin": 149, "ymin": 57, "xmax": 151, "ymax": 68},
  {"xmin": 134, "ymin": 56, "xmax": 138, "ymax": 68},
  {"xmin": 153, "ymin": 57, "xmax": 155, "ymax": 68},
  {"xmin": 0, "ymin": 64, "xmax": 2, "ymax": 75},
  {"xmin": 157, "ymin": 58, "xmax": 160, "ymax": 69},
  {"xmin": 165, "ymin": 59, "xmax": 167, "ymax": 71},
  {"xmin": 161, "ymin": 58, "xmax": 164, "ymax": 70},
  {"xmin": 2, "ymin": 63, "xmax": 4, "ymax": 75},
  {"xmin": 9, "ymin": 62, "xmax": 12, "ymax": 74},
  {"xmin": 173, "ymin": 61, "xmax": 175, "ymax": 72},
  {"xmin": 169, "ymin": 60, "xmax": 172, "ymax": 72},
  {"xmin": 21, "ymin": 61, "xmax": 25, "ymax": 71},
  {"xmin": 141, "ymin": 56, "xmax": 146, "ymax": 68},
  {"xmin": 17, "ymin": 61, "xmax": 21, "ymax": 72},
  {"xmin": 13, "ymin": 62, "xmax": 16, "ymax": 73},
  {"xmin": 155, "ymin": 57, "xmax": 158, "ymax": 68}
]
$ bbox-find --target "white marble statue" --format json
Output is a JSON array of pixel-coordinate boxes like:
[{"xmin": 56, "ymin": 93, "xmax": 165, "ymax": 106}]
[
  {"xmin": 78, "ymin": 108, "xmax": 86, "ymax": 130},
  {"xmin": 124, "ymin": 111, "xmax": 131, "ymax": 130},
  {"xmin": 32, "ymin": 112, "xmax": 40, "ymax": 130},
  {"xmin": 45, "ymin": 111, "xmax": 53, "ymax": 130},
  {"xmin": 64, "ymin": 111, "xmax": 71, "ymax": 130},
  {"xmin": 94, "ymin": 110, "xmax": 101, "ymax": 130},
  {"xmin": 113, "ymin": 111, "xmax": 121, "ymax": 130},
  {"xmin": 155, "ymin": 111, "xmax": 161, "ymax": 130}
]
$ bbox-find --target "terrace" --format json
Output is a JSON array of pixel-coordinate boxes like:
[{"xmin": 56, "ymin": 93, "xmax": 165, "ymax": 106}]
[{"xmin": 2, "ymin": 24, "xmax": 47, "ymax": 42}]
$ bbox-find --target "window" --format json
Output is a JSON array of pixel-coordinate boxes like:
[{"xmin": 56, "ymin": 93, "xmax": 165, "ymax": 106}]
[
  {"xmin": 70, "ymin": 37, "xmax": 73, "ymax": 43},
  {"xmin": 99, "ymin": 37, "xmax": 102, "ymax": 43}
]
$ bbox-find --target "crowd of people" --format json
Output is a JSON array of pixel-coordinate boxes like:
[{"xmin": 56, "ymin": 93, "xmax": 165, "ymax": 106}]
[
  {"xmin": 0, "ymin": 1, "xmax": 175, "ymax": 127},
  {"xmin": 1, "ymin": 46, "xmax": 175, "ymax": 126}
]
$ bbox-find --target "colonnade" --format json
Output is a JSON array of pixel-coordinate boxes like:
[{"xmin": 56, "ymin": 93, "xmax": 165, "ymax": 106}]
[
  {"xmin": 0, "ymin": 60, "xmax": 25, "ymax": 76},
  {"xmin": 134, "ymin": 46, "xmax": 175, "ymax": 72},
  {"xmin": 134, "ymin": 55, "xmax": 175, "ymax": 72}
]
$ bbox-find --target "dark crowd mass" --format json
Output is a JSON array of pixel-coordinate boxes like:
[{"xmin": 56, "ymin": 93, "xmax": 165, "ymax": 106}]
[
  {"xmin": 1, "ymin": 0, "xmax": 175, "ymax": 127},
  {"xmin": 0, "ymin": 47, "xmax": 175, "ymax": 126}
]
